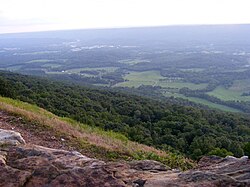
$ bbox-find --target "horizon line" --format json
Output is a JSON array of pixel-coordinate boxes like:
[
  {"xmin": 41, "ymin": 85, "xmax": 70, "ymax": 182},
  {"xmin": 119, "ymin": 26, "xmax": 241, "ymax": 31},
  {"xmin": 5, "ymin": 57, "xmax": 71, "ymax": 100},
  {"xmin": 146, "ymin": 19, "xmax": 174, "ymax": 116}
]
[{"xmin": 1, "ymin": 23, "xmax": 250, "ymax": 35}]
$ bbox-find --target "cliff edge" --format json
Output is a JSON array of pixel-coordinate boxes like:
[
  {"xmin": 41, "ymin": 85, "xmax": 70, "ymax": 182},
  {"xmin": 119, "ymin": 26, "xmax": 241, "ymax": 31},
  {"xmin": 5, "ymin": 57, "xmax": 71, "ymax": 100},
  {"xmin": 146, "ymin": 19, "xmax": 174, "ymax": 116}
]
[{"xmin": 0, "ymin": 128, "xmax": 249, "ymax": 187}]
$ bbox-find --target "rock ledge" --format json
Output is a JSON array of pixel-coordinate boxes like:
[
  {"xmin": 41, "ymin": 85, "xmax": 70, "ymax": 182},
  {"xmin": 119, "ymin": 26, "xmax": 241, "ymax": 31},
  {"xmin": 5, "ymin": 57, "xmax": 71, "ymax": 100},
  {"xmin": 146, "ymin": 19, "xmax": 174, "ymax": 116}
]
[{"xmin": 0, "ymin": 129, "xmax": 249, "ymax": 187}]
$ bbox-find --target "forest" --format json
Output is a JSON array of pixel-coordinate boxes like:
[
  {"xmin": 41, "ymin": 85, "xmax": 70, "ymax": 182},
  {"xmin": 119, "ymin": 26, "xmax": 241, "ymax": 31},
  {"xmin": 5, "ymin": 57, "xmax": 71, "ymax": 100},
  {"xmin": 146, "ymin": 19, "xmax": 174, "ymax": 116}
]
[{"xmin": 0, "ymin": 70, "xmax": 250, "ymax": 160}]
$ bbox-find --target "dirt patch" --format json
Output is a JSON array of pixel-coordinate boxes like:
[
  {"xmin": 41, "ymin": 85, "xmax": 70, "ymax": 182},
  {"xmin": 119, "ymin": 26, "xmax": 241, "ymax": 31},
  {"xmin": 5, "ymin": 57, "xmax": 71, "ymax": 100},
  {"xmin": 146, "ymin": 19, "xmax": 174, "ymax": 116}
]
[{"xmin": 0, "ymin": 110, "xmax": 72, "ymax": 151}]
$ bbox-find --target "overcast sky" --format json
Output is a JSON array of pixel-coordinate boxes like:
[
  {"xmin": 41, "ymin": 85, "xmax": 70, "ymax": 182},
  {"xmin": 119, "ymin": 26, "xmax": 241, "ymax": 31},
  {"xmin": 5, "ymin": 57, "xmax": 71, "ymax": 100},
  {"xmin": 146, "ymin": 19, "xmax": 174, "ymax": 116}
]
[{"xmin": 0, "ymin": 0, "xmax": 250, "ymax": 34}]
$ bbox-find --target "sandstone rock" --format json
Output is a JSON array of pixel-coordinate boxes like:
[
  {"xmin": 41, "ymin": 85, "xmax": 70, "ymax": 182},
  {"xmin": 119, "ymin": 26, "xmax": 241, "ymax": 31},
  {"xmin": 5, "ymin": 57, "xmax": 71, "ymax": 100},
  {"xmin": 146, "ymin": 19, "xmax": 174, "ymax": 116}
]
[
  {"xmin": 1, "ymin": 128, "xmax": 250, "ymax": 187},
  {"xmin": 132, "ymin": 179, "xmax": 147, "ymax": 187},
  {"xmin": 0, "ymin": 151, "xmax": 7, "ymax": 166},
  {"xmin": 1, "ymin": 144, "xmax": 126, "ymax": 187},
  {"xmin": 145, "ymin": 155, "xmax": 250, "ymax": 187},
  {"xmin": 129, "ymin": 160, "xmax": 170, "ymax": 171},
  {"xmin": 0, "ymin": 165, "xmax": 32, "ymax": 187},
  {"xmin": 0, "ymin": 129, "xmax": 25, "ymax": 146}
]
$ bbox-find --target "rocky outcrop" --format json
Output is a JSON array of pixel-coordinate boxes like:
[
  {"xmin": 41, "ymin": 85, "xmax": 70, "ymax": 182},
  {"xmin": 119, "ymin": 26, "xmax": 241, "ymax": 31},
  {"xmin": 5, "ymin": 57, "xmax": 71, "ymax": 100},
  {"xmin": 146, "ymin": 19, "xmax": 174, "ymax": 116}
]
[
  {"xmin": 129, "ymin": 160, "xmax": 170, "ymax": 171},
  {"xmin": 145, "ymin": 155, "xmax": 250, "ymax": 187},
  {"xmin": 0, "ymin": 144, "xmax": 124, "ymax": 186},
  {"xmin": 0, "ymin": 129, "xmax": 25, "ymax": 146},
  {"xmin": 0, "ymin": 128, "xmax": 250, "ymax": 187}
]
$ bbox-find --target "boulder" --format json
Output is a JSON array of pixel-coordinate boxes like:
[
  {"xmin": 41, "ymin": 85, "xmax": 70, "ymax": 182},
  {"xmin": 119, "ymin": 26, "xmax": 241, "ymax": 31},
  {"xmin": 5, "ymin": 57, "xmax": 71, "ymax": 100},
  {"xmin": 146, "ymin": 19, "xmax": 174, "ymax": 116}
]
[
  {"xmin": 2, "ymin": 145, "xmax": 126, "ymax": 187},
  {"xmin": 129, "ymin": 160, "xmax": 170, "ymax": 171},
  {"xmin": 0, "ymin": 151, "xmax": 6, "ymax": 164},
  {"xmin": 0, "ymin": 129, "xmax": 25, "ymax": 146}
]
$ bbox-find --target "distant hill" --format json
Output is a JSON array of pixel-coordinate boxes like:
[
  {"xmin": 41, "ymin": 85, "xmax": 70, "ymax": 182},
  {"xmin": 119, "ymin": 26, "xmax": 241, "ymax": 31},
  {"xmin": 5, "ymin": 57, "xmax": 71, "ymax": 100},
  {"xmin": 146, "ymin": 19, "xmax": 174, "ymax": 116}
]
[{"xmin": 1, "ymin": 24, "xmax": 250, "ymax": 44}]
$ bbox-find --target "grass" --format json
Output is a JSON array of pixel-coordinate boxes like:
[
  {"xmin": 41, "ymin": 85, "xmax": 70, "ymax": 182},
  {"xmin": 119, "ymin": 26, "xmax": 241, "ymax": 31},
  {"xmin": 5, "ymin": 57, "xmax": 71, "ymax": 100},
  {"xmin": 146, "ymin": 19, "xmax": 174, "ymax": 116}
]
[
  {"xmin": 42, "ymin": 63, "xmax": 62, "ymax": 68},
  {"xmin": 16, "ymin": 51, "xmax": 59, "ymax": 55},
  {"xmin": 115, "ymin": 71, "xmax": 162, "ymax": 87},
  {"xmin": 66, "ymin": 67, "xmax": 118, "ymax": 74},
  {"xmin": 46, "ymin": 67, "xmax": 118, "ymax": 76},
  {"xmin": 118, "ymin": 59, "xmax": 149, "ymax": 65},
  {"xmin": 187, "ymin": 97, "xmax": 242, "ymax": 113},
  {"xmin": 4, "ymin": 65, "xmax": 23, "ymax": 71},
  {"xmin": 158, "ymin": 81, "xmax": 207, "ymax": 90},
  {"xmin": 230, "ymin": 79, "xmax": 250, "ymax": 92},
  {"xmin": 164, "ymin": 92, "xmax": 241, "ymax": 113},
  {"xmin": 115, "ymin": 70, "xmax": 207, "ymax": 90},
  {"xmin": 0, "ymin": 96, "xmax": 194, "ymax": 170},
  {"xmin": 208, "ymin": 86, "xmax": 250, "ymax": 102},
  {"xmin": 180, "ymin": 68, "xmax": 205, "ymax": 72},
  {"xmin": 25, "ymin": 59, "xmax": 54, "ymax": 64}
]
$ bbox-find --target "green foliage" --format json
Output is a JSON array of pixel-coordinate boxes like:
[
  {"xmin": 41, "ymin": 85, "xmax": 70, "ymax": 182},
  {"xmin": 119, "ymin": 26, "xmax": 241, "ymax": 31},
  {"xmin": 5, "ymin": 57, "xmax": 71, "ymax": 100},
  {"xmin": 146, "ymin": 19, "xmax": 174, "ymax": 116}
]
[
  {"xmin": 0, "ymin": 95, "xmax": 194, "ymax": 169},
  {"xmin": 0, "ymin": 77, "xmax": 15, "ymax": 97},
  {"xmin": 243, "ymin": 142, "xmax": 250, "ymax": 156},
  {"xmin": 208, "ymin": 148, "xmax": 233, "ymax": 157},
  {"xmin": 132, "ymin": 151, "xmax": 194, "ymax": 171}
]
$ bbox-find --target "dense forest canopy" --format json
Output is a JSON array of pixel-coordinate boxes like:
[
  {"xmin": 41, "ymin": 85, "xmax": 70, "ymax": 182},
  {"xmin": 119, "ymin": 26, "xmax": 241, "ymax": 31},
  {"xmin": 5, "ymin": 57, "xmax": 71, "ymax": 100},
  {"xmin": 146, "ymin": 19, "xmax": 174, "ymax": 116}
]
[{"xmin": 0, "ymin": 71, "xmax": 250, "ymax": 159}]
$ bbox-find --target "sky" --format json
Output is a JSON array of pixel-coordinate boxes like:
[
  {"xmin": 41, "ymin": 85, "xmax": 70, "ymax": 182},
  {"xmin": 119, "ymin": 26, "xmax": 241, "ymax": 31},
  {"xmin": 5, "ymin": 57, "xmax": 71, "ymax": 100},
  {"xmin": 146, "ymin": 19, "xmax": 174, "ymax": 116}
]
[{"xmin": 0, "ymin": 0, "xmax": 250, "ymax": 34}]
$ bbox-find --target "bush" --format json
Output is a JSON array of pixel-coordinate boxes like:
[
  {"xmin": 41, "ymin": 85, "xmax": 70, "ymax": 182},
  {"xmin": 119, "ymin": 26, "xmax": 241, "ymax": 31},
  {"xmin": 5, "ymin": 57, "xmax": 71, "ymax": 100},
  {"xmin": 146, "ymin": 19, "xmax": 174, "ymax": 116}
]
[
  {"xmin": 243, "ymin": 142, "xmax": 250, "ymax": 156},
  {"xmin": 208, "ymin": 148, "xmax": 233, "ymax": 157}
]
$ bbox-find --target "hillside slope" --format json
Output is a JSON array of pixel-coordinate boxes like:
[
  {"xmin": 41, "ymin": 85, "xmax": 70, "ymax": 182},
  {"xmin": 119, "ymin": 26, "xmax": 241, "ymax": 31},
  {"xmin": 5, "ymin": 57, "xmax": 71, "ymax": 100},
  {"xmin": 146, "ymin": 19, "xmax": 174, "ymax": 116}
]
[
  {"xmin": 0, "ymin": 96, "xmax": 192, "ymax": 169},
  {"xmin": 0, "ymin": 71, "xmax": 250, "ymax": 159}
]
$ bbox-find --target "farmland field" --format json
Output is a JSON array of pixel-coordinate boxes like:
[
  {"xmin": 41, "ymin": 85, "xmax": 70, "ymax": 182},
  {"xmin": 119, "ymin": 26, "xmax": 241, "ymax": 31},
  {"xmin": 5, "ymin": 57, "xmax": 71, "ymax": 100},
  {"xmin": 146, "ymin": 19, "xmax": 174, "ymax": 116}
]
[
  {"xmin": 208, "ymin": 85, "xmax": 250, "ymax": 102},
  {"xmin": 115, "ymin": 71, "xmax": 162, "ymax": 87},
  {"xmin": 115, "ymin": 70, "xmax": 208, "ymax": 90},
  {"xmin": 163, "ymin": 92, "xmax": 242, "ymax": 112}
]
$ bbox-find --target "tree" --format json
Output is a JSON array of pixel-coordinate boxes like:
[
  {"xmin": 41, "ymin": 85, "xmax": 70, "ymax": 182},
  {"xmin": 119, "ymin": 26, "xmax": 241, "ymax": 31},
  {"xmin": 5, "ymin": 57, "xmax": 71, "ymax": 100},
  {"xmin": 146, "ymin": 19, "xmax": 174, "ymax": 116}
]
[
  {"xmin": 208, "ymin": 148, "xmax": 233, "ymax": 157},
  {"xmin": 243, "ymin": 142, "xmax": 250, "ymax": 156},
  {"xmin": 229, "ymin": 142, "xmax": 244, "ymax": 157},
  {"xmin": 0, "ymin": 77, "xmax": 15, "ymax": 97}
]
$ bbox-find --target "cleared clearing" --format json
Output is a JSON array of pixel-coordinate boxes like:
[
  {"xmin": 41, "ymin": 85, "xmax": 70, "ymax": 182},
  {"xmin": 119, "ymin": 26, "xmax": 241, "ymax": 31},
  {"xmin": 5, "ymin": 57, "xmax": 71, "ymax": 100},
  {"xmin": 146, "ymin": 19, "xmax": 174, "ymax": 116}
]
[
  {"xmin": 116, "ymin": 70, "xmax": 207, "ymax": 90},
  {"xmin": 208, "ymin": 86, "xmax": 250, "ymax": 102},
  {"xmin": 164, "ymin": 92, "xmax": 241, "ymax": 113}
]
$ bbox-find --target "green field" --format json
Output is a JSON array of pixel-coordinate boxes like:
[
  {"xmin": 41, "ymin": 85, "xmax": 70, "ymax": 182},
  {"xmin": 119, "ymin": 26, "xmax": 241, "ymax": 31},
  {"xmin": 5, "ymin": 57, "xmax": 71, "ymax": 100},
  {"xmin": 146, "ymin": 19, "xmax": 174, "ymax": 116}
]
[
  {"xmin": 118, "ymin": 59, "xmax": 149, "ymax": 65},
  {"xmin": 187, "ymin": 97, "xmax": 242, "ymax": 113},
  {"xmin": 42, "ymin": 63, "xmax": 62, "ymax": 68},
  {"xmin": 17, "ymin": 51, "xmax": 59, "ymax": 55},
  {"xmin": 230, "ymin": 79, "xmax": 250, "ymax": 92},
  {"xmin": 180, "ymin": 68, "xmax": 205, "ymax": 72},
  {"xmin": 3, "ymin": 65, "xmax": 22, "ymax": 71},
  {"xmin": 115, "ymin": 70, "xmax": 207, "ymax": 90},
  {"xmin": 116, "ymin": 70, "xmax": 249, "ymax": 112},
  {"xmin": 26, "ymin": 59, "xmax": 54, "ymax": 64},
  {"xmin": 66, "ymin": 67, "xmax": 118, "ymax": 74},
  {"xmin": 158, "ymin": 81, "xmax": 207, "ymax": 90},
  {"xmin": 208, "ymin": 85, "xmax": 250, "ymax": 102},
  {"xmin": 115, "ymin": 71, "xmax": 161, "ymax": 87},
  {"xmin": 46, "ymin": 67, "xmax": 118, "ymax": 75},
  {"xmin": 164, "ymin": 92, "xmax": 241, "ymax": 113}
]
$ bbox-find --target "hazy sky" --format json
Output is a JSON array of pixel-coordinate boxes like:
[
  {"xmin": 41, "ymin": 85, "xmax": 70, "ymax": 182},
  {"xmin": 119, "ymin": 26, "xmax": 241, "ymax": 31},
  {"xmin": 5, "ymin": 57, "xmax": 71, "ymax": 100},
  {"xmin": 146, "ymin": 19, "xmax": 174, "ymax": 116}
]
[{"xmin": 0, "ymin": 0, "xmax": 250, "ymax": 33}]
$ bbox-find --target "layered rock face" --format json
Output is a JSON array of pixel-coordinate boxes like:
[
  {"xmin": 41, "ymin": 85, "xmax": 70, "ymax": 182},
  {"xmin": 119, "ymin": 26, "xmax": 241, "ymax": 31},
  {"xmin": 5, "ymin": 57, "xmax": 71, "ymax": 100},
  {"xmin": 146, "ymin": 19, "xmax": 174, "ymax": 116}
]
[
  {"xmin": 146, "ymin": 155, "xmax": 250, "ymax": 187},
  {"xmin": 0, "ymin": 129, "xmax": 168, "ymax": 187},
  {"xmin": 0, "ymin": 128, "xmax": 249, "ymax": 187}
]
